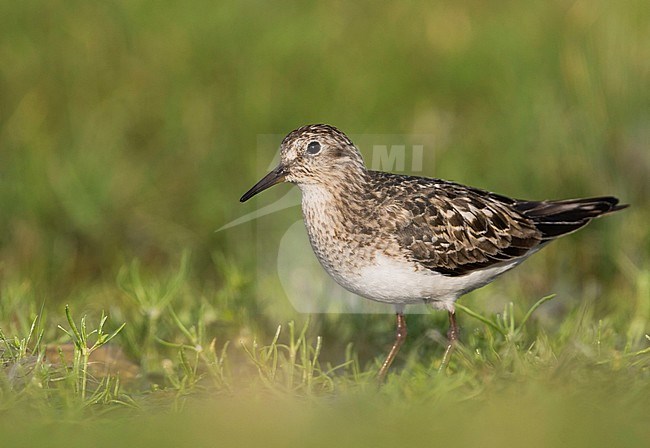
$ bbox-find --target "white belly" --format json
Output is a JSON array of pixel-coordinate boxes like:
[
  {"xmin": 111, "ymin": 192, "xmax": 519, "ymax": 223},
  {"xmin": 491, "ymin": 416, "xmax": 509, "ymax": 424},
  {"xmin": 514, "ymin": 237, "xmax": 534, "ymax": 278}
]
[{"xmin": 329, "ymin": 253, "xmax": 523, "ymax": 311}]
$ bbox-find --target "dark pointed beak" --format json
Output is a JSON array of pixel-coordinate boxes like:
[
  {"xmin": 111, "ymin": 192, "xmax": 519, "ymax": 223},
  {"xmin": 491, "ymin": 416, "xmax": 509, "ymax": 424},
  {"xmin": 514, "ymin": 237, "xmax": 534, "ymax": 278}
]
[{"xmin": 240, "ymin": 165, "xmax": 287, "ymax": 202}]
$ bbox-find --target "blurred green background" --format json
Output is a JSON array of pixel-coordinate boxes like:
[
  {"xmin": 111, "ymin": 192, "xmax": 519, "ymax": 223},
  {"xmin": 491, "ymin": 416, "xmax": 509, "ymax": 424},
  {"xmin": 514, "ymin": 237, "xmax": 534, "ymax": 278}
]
[
  {"xmin": 0, "ymin": 0, "xmax": 649, "ymax": 446},
  {"xmin": 1, "ymin": 0, "xmax": 647, "ymax": 344},
  {"xmin": 1, "ymin": 0, "xmax": 647, "ymax": 292}
]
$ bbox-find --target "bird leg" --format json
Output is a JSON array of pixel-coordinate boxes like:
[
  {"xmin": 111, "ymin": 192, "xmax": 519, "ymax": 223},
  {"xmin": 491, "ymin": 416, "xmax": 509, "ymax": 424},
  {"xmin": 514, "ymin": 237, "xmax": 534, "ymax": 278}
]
[
  {"xmin": 439, "ymin": 310, "xmax": 459, "ymax": 372},
  {"xmin": 377, "ymin": 311, "xmax": 407, "ymax": 382},
  {"xmin": 447, "ymin": 310, "xmax": 459, "ymax": 343}
]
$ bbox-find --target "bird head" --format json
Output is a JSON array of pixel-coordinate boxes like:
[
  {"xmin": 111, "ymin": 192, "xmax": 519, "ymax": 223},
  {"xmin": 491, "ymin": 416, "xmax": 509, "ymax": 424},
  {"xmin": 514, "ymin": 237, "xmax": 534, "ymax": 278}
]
[{"xmin": 240, "ymin": 124, "xmax": 365, "ymax": 202}]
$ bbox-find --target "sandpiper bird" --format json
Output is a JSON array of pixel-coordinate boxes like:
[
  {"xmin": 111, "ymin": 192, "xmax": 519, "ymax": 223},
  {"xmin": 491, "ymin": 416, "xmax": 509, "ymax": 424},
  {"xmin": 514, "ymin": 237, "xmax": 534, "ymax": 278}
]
[{"xmin": 240, "ymin": 124, "xmax": 627, "ymax": 381}]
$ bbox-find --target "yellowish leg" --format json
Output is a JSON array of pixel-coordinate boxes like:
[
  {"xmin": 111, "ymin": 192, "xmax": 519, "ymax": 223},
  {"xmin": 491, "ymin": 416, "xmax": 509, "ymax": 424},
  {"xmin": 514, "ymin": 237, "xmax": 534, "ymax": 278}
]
[
  {"xmin": 439, "ymin": 310, "xmax": 459, "ymax": 372},
  {"xmin": 377, "ymin": 311, "xmax": 407, "ymax": 382}
]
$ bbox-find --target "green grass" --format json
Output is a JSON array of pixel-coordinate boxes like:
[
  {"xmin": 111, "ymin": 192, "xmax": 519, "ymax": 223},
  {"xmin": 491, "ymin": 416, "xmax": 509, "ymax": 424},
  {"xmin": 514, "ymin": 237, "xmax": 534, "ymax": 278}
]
[
  {"xmin": 1, "ymin": 255, "xmax": 649, "ymax": 447},
  {"xmin": 1, "ymin": 0, "xmax": 649, "ymax": 446}
]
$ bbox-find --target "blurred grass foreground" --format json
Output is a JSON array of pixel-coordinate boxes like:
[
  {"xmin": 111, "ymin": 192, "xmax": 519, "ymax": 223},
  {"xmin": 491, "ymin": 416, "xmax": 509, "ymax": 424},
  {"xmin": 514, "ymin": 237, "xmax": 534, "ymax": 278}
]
[{"xmin": 0, "ymin": 1, "xmax": 649, "ymax": 447}]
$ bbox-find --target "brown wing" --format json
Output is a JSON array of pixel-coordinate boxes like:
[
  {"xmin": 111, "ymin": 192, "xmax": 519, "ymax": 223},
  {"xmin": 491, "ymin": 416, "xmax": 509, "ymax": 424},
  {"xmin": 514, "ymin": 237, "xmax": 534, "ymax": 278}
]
[{"xmin": 367, "ymin": 173, "xmax": 543, "ymax": 276}]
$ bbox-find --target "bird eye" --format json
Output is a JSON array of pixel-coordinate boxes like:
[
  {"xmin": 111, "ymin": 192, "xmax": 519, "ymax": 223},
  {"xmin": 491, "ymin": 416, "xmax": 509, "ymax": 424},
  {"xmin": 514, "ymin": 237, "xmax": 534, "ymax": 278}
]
[{"xmin": 306, "ymin": 141, "xmax": 321, "ymax": 155}]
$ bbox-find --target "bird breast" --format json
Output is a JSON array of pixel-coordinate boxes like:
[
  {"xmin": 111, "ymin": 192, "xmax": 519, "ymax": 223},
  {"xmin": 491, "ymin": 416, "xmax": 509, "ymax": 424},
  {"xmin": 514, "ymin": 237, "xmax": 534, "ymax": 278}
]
[{"xmin": 299, "ymin": 184, "xmax": 379, "ymax": 279}]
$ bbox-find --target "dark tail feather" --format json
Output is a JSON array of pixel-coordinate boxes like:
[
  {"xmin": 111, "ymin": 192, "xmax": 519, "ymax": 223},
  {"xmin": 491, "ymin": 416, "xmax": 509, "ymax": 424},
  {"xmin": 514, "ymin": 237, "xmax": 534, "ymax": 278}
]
[{"xmin": 514, "ymin": 196, "xmax": 628, "ymax": 240}]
